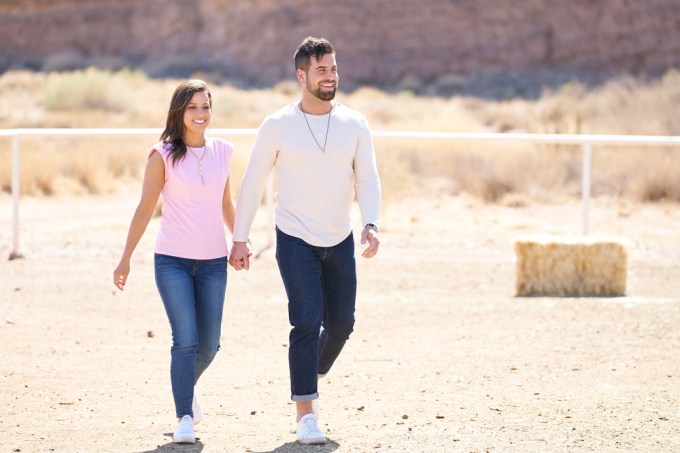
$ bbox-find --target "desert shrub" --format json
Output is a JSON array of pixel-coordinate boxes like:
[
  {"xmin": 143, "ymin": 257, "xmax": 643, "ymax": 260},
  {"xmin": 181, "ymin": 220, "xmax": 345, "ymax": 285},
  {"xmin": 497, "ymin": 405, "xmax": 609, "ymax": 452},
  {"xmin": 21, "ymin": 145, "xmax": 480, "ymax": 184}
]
[
  {"xmin": 0, "ymin": 69, "xmax": 677, "ymax": 203},
  {"xmin": 0, "ymin": 146, "xmax": 10, "ymax": 192},
  {"xmin": 373, "ymin": 147, "xmax": 418, "ymax": 199},
  {"xmin": 599, "ymin": 148, "xmax": 680, "ymax": 202},
  {"xmin": 0, "ymin": 136, "xmax": 149, "ymax": 196},
  {"xmin": 43, "ymin": 68, "xmax": 146, "ymax": 113}
]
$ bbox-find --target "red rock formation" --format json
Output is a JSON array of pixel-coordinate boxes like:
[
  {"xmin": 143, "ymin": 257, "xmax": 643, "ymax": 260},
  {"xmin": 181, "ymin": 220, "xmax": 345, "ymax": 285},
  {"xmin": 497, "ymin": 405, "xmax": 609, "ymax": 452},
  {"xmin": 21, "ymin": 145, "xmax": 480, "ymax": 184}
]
[{"xmin": 1, "ymin": 0, "xmax": 678, "ymax": 89}]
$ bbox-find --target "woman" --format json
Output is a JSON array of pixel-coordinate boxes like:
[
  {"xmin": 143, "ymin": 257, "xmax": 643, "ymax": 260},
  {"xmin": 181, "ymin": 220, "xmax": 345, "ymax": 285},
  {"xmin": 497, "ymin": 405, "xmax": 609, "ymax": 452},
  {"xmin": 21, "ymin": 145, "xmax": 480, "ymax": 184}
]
[{"xmin": 113, "ymin": 79, "xmax": 243, "ymax": 444}]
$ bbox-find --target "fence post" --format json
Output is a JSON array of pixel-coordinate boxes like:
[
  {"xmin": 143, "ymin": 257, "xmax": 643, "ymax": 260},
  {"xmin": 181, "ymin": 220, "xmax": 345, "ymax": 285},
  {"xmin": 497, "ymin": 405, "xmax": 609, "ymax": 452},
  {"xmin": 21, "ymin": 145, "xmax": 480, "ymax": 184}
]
[
  {"xmin": 581, "ymin": 142, "xmax": 592, "ymax": 235},
  {"xmin": 10, "ymin": 135, "xmax": 23, "ymax": 260}
]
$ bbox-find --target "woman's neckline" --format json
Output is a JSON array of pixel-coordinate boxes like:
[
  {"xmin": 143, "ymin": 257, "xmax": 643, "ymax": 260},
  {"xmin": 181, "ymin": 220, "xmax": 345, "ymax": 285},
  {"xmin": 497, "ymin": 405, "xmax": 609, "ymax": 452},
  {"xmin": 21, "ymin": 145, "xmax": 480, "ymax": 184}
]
[{"xmin": 186, "ymin": 138, "xmax": 209, "ymax": 149}]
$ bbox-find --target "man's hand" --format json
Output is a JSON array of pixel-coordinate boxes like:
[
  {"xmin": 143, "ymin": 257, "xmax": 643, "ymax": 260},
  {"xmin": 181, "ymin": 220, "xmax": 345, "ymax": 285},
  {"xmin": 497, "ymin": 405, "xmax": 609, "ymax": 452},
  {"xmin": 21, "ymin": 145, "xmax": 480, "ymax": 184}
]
[
  {"xmin": 360, "ymin": 225, "xmax": 380, "ymax": 259},
  {"xmin": 229, "ymin": 241, "xmax": 253, "ymax": 270}
]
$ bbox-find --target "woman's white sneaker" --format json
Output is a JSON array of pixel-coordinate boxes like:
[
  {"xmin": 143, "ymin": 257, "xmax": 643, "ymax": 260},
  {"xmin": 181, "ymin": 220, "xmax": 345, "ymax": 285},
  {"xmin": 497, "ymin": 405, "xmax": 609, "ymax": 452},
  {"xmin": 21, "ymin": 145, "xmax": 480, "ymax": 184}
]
[
  {"xmin": 291, "ymin": 399, "xmax": 320, "ymax": 433},
  {"xmin": 296, "ymin": 413, "xmax": 326, "ymax": 445},
  {"xmin": 173, "ymin": 415, "xmax": 195, "ymax": 444}
]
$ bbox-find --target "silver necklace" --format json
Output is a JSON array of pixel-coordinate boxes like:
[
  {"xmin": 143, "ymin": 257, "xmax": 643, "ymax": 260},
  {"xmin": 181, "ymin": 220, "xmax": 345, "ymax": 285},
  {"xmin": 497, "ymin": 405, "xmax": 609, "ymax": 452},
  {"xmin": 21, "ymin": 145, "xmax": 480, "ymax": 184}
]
[
  {"xmin": 188, "ymin": 145, "xmax": 206, "ymax": 184},
  {"xmin": 300, "ymin": 103, "xmax": 332, "ymax": 152}
]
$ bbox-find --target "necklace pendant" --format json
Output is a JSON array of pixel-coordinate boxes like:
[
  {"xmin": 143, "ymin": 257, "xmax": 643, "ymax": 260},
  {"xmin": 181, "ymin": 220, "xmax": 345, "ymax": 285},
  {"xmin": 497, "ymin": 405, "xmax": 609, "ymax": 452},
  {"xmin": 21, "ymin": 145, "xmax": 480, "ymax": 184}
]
[
  {"xmin": 189, "ymin": 146, "xmax": 207, "ymax": 185},
  {"xmin": 301, "ymin": 103, "xmax": 332, "ymax": 153}
]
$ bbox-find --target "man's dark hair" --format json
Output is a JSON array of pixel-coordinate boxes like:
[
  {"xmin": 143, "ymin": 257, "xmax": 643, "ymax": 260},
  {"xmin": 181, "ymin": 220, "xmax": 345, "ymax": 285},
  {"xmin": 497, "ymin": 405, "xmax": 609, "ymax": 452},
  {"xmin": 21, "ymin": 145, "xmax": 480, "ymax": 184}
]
[{"xmin": 294, "ymin": 36, "xmax": 335, "ymax": 72}]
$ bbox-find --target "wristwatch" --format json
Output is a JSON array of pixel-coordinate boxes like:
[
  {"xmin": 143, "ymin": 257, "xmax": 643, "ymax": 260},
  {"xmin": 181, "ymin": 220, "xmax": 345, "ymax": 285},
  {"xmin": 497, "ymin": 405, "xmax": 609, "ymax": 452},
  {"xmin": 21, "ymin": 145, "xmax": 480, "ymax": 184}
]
[{"xmin": 365, "ymin": 223, "xmax": 379, "ymax": 232}]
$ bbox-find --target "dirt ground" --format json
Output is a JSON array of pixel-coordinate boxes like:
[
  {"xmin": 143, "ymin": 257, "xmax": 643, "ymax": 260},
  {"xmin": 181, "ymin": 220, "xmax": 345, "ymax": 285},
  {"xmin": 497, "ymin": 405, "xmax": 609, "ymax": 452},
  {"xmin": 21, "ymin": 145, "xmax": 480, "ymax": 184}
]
[{"xmin": 1, "ymin": 188, "xmax": 679, "ymax": 453}]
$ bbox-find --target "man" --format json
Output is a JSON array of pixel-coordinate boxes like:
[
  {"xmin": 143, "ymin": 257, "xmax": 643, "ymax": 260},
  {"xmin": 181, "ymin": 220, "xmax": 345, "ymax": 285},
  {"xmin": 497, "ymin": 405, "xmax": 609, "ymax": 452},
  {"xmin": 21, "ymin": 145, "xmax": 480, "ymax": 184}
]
[{"xmin": 229, "ymin": 36, "xmax": 381, "ymax": 444}]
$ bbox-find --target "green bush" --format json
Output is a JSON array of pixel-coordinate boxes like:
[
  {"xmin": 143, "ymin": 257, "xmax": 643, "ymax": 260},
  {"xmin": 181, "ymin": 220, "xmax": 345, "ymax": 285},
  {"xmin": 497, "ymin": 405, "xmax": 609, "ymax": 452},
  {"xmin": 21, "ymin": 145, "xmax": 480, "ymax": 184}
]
[{"xmin": 43, "ymin": 67, "xmax": 146, "ymax": 113}]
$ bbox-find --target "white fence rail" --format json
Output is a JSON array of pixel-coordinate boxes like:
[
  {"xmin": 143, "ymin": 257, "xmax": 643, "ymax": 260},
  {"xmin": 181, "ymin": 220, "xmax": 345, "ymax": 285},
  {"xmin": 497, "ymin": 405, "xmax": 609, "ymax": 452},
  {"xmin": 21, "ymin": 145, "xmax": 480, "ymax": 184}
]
[{"xmin": 2, "ymin": 128, "xmax": 680, "ymax": 260}]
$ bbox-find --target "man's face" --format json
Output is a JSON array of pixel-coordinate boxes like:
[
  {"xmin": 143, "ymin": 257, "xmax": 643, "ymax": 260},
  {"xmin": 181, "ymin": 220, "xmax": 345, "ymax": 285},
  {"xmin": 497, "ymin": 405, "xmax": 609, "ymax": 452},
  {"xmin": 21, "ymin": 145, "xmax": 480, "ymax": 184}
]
[{"xmin": 302, "ymin": 53, "xmax": 338, "ymax": 101}]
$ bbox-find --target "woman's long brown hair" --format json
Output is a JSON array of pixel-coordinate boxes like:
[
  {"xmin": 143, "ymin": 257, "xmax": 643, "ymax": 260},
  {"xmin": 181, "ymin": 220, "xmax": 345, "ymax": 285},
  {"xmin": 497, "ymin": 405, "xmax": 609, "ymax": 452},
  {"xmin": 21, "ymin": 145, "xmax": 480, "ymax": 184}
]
[{"xmin": 159, "ymin": 79, "xmax": 212, "ymax": 166}]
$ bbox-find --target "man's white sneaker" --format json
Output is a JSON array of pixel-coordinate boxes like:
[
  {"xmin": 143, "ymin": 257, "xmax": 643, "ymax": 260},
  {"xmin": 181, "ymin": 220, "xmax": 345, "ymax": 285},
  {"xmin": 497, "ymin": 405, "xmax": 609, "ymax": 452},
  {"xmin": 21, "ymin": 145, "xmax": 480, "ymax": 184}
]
[
  {"xmin": 296, "ymin": 413, "xmax": 326, "ymax": 445},
  {"xmin": 173, "ymin": 415, "xmax": 195, "ymax": 444},
  {"xmin": 192, "ymin": 395, "xmax": 202, "ymax": 425}
]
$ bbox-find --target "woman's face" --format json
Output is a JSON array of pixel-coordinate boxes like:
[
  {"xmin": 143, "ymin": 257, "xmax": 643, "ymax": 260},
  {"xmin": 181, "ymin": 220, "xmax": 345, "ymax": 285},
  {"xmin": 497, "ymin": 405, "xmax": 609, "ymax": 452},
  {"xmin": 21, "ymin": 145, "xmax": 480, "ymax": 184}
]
[{"xmin": 183, "ymin": 90, "xmax": 211, "ymax": 138}]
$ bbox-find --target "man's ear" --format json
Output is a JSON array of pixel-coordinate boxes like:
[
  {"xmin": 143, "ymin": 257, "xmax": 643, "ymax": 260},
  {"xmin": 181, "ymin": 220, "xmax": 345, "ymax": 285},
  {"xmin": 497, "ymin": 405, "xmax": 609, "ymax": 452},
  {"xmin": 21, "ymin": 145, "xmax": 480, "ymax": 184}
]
[{"xmin": 296, "ymin": 68, "xmax": 305, "ymax": 84}]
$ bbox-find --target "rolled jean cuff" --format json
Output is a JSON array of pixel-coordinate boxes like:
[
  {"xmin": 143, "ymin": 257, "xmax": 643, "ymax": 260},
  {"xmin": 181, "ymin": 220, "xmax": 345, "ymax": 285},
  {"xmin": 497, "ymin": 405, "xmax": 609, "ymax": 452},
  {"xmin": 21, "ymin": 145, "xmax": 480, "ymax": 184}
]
[{"xmin": 292, "ymin": 392, "xmax": 319, "ymax": 402}]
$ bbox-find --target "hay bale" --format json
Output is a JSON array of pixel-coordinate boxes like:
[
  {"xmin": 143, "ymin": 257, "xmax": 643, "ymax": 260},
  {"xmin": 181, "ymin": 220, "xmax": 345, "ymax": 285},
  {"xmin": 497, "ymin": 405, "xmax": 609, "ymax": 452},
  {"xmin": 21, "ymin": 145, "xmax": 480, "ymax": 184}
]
[{"xmin": 515, "ymin": 235, "xmax": 628, "ymax": 297}]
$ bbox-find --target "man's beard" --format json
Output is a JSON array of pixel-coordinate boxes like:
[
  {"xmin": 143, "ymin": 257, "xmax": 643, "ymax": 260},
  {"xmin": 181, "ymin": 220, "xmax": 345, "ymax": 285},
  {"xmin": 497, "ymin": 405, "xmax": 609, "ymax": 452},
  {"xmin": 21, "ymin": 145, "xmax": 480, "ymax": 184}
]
[{"xmin": 307, "ymin": 80, "xmax": 336, "ymax": 101}]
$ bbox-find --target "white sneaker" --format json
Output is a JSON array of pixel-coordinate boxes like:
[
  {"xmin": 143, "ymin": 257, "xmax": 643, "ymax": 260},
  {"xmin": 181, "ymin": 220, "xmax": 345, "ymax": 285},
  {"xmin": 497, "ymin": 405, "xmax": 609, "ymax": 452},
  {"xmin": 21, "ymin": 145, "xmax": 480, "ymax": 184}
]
[
  {"xmin": 173, "ymin": 415, "xmax": 195, "ymax": 444},
  {"xmin": 296, "ymin": 413, "xmax": 326, "ymax": 445},
  {"xmin": 192, "ymin": 395, "xmax": 202, "ymax": 425},
  {"xmin": 291, "ymin": 399, "xmax": 320, "ymax": 433}
]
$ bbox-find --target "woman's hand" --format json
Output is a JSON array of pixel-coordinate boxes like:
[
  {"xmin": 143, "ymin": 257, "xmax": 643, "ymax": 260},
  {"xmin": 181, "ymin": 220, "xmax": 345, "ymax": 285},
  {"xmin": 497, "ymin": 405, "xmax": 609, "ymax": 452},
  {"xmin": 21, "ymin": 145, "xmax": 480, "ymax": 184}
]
[
  {"xmin": 113, "ymin": 261, "xmax": 130, "ymax": 291},
  {"xmin": 229, "ymin": 241, "xmax": 253, "ymax": 270}
]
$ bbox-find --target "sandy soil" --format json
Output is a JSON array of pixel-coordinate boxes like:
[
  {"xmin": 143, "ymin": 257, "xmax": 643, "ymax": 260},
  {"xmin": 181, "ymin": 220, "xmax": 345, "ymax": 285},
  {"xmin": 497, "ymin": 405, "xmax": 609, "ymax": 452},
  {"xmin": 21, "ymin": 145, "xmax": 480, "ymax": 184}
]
[{"xmin": 1, "ymin": 189, "xmax": 679, "ymax": 453}]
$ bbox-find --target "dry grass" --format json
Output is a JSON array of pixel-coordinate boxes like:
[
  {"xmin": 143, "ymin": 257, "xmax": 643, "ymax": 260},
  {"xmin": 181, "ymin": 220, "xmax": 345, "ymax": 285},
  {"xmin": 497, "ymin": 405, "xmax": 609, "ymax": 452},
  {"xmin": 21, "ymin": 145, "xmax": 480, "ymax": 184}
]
[
  {"xmin": 43, "ymin": 68, "xmax": 145, "ymax": 113},
  {"xmin": 0, "ymin": 68, "xmax": 678, "ymax": 202}
]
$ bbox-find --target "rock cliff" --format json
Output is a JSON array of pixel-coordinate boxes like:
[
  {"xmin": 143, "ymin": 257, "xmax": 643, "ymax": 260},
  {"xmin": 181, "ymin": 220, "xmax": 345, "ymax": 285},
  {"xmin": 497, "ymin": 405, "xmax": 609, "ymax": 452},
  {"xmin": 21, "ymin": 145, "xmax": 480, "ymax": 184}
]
[{"xmin": 1, "ymin": 0, "xmax": 678, "ymax": 94}]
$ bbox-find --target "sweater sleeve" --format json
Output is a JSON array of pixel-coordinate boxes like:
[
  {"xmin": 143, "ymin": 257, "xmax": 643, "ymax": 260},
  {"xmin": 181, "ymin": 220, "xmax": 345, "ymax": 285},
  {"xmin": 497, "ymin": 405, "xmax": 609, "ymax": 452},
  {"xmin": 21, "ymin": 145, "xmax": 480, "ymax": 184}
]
[
  {"xmin": 354, "ymin": 117, "xmax": 381, "ymax": 228},
  {"xmin": 233, "ymin": 118, "xmax": 278, "ymax": 242}
]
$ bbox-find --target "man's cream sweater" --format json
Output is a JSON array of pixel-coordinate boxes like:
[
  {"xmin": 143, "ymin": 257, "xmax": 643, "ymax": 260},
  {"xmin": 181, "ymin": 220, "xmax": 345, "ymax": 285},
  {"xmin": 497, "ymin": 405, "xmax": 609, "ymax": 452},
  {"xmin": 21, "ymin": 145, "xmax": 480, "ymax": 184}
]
[{"xmin": 233, "ymin": 101, "xmax": 381, "ymax": 247}]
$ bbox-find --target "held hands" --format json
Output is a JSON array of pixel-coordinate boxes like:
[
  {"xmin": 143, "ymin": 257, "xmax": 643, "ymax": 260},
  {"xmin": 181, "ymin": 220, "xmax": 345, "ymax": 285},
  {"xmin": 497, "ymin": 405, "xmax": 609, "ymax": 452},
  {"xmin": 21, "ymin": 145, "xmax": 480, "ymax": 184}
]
[
  {"xmin": 361, "ymin": 225, "xmax": 380, "ymax": 259},
  {"xmin": 229, "ymin": 241, "xmax": 253, "ymax": 270}
]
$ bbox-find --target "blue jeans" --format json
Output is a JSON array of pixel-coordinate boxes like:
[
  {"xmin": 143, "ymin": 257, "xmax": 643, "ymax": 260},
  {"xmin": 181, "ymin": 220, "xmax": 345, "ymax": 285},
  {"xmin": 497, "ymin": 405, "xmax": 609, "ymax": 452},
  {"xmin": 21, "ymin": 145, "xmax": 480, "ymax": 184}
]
[
  {"xmin": 275, "ymin": 227, "xmax": 357, "ymax": 402},
  {"xmin": 154, "ymin": 253, "xmax": 228, "ymax": 418}
]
